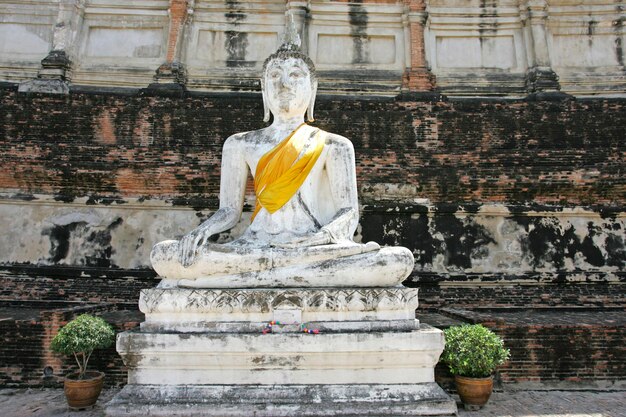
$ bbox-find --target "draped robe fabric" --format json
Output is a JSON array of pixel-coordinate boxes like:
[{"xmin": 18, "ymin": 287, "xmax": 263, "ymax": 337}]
[{"xmin": 252, "ymin": 124, "xmax": 325, "ymax": 221}]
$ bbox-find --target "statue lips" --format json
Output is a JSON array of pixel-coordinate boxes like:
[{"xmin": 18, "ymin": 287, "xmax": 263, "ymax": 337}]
[{"xmin": 277, "ymin": 92, "xmax": 298, "ymax": 112}]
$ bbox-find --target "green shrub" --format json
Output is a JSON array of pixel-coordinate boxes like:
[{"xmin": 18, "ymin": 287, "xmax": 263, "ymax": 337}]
[
  {"xmin": 50, "ymin": 314, "xmax": 115, "ymax": 379},
  {"xmin": 441, "ymin": 324, "xmax": 510, "ymax": 378}
]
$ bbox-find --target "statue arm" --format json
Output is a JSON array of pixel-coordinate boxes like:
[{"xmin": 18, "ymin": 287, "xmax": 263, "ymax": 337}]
[
  {"xmin": 179, "ymin": 135, "xmax": 248, "ymax": 266},
  {"xmin": 321, "ymin": 136, "xmax": 360, "ymax": 240}
]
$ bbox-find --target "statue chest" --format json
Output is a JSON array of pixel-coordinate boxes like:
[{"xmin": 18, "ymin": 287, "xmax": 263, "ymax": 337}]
[
  {"xmin": 246, "ymin": 145, "xmax": 329, "ymax": 187},
  {"xmin": 247, "ymin": 156, "xmax": 330, "ymax": 237}
]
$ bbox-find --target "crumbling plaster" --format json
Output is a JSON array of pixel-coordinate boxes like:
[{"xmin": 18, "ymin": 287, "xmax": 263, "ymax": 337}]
[{"xmin": 1, "ymin": 195, "xmax": 622, "ymax": 279}]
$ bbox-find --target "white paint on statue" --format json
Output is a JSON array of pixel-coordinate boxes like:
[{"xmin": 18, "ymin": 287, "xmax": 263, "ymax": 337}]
[{"xmin": 150, "ymin": 36, "xmax": 414, "ymax": 288}]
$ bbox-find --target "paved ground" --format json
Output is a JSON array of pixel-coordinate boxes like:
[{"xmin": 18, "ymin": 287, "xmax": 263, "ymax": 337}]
[{"xmin": 1, "ymin": 388, "xmax": 625, "ymax": 417}]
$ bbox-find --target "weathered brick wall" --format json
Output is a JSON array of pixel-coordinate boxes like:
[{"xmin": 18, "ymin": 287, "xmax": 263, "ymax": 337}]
[
  {"xmin": 497, "ymin": 322, "xmax": 626, "ymax": 384},
  {"xmin": 0, "ymin": 314, "xmax": 45, "ymax": 386},
  {"xmin": 416, "ymin": 276, "xmax": 626, "ymax": 310},
  {"xmin": 0, "ymin": 302, "xmax": 140, "ymax": 387},
  {"xmin": 3, "ymin": 266, "xmax": 623, "ymax": 312},
  {"xmin": 434, "ymin": 309, "xmax": 626, "ymax": 386},
  {"xmin": 0, "ymin": 266, "xmax": 153, "ymax": 308},
  {"xmin": 1, "ymin": 87, "xmax": 624, "ymax": 204}
]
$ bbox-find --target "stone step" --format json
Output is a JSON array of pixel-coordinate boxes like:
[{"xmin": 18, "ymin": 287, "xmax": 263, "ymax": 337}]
[
  {"xmin": 117, "ymin": 326, "xmax": 444, "ymax": 386},
  {"xmin": 105, "ymin": 383, "xmax": 457, "ymax": 416}
]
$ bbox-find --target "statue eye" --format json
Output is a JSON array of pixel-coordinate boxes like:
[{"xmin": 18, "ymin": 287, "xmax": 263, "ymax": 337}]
[
  {"xmin": 269, "ymin": 71, "xmax": 281, "ymax": 79},
  {"xmin": 290, "ymin": 71, "xmax": 304, "ymax": 78}
]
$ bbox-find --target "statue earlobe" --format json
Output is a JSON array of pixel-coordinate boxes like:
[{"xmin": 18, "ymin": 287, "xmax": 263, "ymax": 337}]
[
  {"xmin": 261, "ymin": 79, "xmax": 271, "ymax": 123},
  {"xmin": 307, "ymin": 80, "xmax": 318, "ymax": 123}
]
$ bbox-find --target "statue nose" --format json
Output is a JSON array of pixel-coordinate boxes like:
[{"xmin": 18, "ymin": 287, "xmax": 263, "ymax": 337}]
[{"xmin": 280, "ymin": 73, "xmax": 292, "ymax": 88}]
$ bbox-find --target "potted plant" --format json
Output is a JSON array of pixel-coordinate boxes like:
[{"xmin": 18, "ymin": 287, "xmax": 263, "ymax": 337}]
[
  {"xmin": 50, "ymin": 314, "xmax": 115, "ymax": 409},
  {"xmin": 441, "ymin": 324, "xmax": 510, "ymax": 410}
]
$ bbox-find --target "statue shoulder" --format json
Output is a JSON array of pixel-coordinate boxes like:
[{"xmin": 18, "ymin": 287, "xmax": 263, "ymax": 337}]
[
  {"xmin": 319, "ymin": 131, "xmax": 355, "ymax": 152},
  {"xmin": 223, "ymin": 129, "xmax": 266, "ymax": 149}
]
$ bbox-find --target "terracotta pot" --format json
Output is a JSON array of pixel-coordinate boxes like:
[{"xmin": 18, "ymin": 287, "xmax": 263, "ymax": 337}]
[
  {"xmin": 454, "ymin": 375, "xmax": 493, "ymax": 410},
  {"xmin": 64, "ymin": 371, "xmax": 105, "ymax": 409}
]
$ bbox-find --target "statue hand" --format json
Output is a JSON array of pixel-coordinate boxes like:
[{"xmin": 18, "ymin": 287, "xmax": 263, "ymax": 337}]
[
  {"xmin": 272, "ymin": 230, "xmax": 332, "ymax": 249},
  {"xmin": 178, "ymin": 227, "xmax": 215, "ymax": 268}
]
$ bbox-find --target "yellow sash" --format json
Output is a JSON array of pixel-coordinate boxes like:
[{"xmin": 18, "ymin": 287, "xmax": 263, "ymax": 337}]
[{"xmin": 252, "ymin": 123, "xmax": 325, "ymax": 221}]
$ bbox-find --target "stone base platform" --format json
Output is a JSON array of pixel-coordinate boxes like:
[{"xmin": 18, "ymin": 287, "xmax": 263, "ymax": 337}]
[
  {"xmin": 105, "ymin": 383, "xmax": 456, "ymax": 416},
  {"xmin": 106, "ymin": 287, "xmax": 456, "ymax": 416}
]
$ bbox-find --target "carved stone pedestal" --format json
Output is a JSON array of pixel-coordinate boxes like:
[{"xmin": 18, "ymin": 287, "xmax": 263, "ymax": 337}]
[
  {"xmin": 18, "ymin": 50, "xmax": 72, "ymax": 94},
  {"xmin": 144, "ymin": 61, "xmax": 187, "ymax": 97},
  {"xmin": 105, "ymin": 288, "xmax": 456, "ymax": 416},
  {"xmin": 525, "ymin": 66, "xmax": 560, "ymax": 93}
]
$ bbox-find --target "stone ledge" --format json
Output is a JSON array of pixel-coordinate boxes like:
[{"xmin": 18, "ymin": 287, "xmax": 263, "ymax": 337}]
[
  {"xmin": 105, "ymin": 383, "xmax": 457, "ymax": 416},
  {"xmin": 139, "ymin": 318, "xmax": 419, "ymax": 333}
]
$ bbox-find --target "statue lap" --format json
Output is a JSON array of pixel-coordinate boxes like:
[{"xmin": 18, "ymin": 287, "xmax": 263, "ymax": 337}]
[{"xmin": 151, "ymin": 240, "xmax": 414, "ymax": 288}]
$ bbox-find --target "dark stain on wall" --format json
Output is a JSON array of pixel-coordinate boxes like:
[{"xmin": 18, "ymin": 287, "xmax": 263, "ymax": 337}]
[
  {"xmin": 411, "ymin": 214, "xmax": 437, "ymax": 268},
  {"xmin": 579, "ymin": 223, "xmax": 607, "ymax": 267},
  {"xmin": 432, "ymin": 214, "xmax": 496, "ymax": 269},
  {"xmin": 225, "ymin": 31, "xmax": 249, "ymax": 67},
  {"xmin": 359, "ymin": 211, "xmax": 496, "ymax": 270},
  {"xmin": 349, "ymin": 1, "xmax": 369, "ymax": 64},
  {"xmin": 614, "ymin": 3, "xmax": 624, "ymax": 66},
  {"xmin": 478, "ymin": 0, "xmax": 499, "ymax": 45},
  {"xmin": 606, "ymin": 232, "xmax": 626, "ymax": 268},
  {"xmin": 45, "ymin": 222, "xmax": 84, "ymax": 263},
  {"xmin": 514, "ymin": 217, "xmax": 625, "ymax": 270},
  {"xmin": 42, "ymin": 218, "xmax": 123, "ymax": 267},
  {"xmin": 360, "ymin": 213, "xmax": 409, "ymax": 246},
  {"xmin": 359, "ymin": 212, "xmax": 432, "ymax": 265},
  {"xmin": 224, "ymin": 0, "xmax": 248, "ymax": 67},
  {"xmin": 225, "ymin": 0, "xmax": 245, "ymax": 23}
]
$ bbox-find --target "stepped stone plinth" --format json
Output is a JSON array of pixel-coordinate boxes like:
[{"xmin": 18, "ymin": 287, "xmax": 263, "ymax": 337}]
[{"xmin": 106, "ymin": 287, "xmax": 456, "ymax": 416}]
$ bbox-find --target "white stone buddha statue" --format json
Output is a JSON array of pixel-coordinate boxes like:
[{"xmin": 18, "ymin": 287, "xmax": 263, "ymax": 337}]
[{"xmin": 151, "ymin": 27, "xmax": 414, "ymax": 288}]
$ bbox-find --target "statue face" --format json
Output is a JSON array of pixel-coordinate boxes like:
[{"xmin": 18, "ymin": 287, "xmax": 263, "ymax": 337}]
[{"xmin": 263, "ymin": 57, "xmax": 313, "ymax": 119}]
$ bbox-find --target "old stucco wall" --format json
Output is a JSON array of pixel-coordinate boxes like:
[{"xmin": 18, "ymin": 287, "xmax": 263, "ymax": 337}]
[
  {"xmin": 1, "ymin": 197, "xmax": 623, "ymax": 279},
  {"xmin": 3, "ymin": 0, "xmax": 624, "ymax": 96}
]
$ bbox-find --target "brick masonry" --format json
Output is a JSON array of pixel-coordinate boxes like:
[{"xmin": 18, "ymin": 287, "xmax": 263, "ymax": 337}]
[
  {"xmin": 426, "ymin": 308, "xmax": 626, "ymax": 387},
  {"xmin": 0, "ymin": 88, "xmax": 624, "ymax": 205},
  {"xmin": 165, "ymin": 0, "xmax": 189, "ymax": 64},
  {"xmin": 0, "ymin": 301, "xmax": 142, "ymax": 387},
  {"xmin": 402, "ymin": 0, "xmax": 436, "ymax": 91}
]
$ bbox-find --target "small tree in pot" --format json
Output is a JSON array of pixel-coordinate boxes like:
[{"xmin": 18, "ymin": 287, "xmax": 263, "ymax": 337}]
[
  {"xmin": 441, "ymin": 324, "xmax": 510, "ymax": 411},
  {"xmin": 50, "ymin": 314, "xmax": 115, "ymax": 409}
]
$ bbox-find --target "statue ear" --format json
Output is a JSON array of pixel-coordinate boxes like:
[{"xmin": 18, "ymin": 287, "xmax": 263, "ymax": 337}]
[
  {"xmin": 307, "ymin": 79, "xmax": 318, "ymax": 123},
  {"xmin": 261, "ymin": 78, "xmax": 271, "ymax": 123}
]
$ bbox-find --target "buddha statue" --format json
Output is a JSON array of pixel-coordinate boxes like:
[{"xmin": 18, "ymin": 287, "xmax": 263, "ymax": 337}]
[{"xmin": 150, "ymin": 25, "xmax": 414, "ymax": 288}]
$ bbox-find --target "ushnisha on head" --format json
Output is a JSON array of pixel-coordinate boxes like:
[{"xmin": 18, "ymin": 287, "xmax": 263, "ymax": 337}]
[{"xmin": 261, "ymin": 17, "xmax": 318, "ymax": 123}]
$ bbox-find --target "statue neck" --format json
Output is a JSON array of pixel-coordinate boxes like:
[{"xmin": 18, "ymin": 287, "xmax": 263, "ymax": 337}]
[{"xmin": 270, "ymin": 114, "xmax": 306, "ymax": 132}]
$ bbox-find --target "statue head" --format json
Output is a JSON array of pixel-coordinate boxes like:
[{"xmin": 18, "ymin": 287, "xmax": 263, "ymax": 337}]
[{"xmin": 261, "ymin": 16, "xmax": 317, "ymax": 123}]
